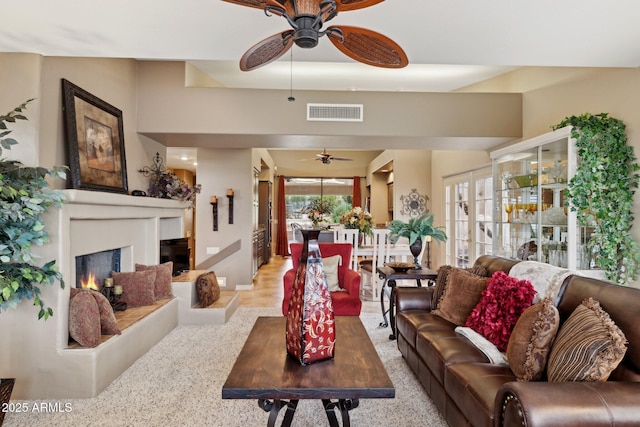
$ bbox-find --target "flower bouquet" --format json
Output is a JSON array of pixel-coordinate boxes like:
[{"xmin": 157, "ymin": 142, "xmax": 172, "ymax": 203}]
[
  {"xmin": 309, "ymin": 210, "xmax": 324, "ymax": 226},
  {"xmin": 340, "ymin": 207, "xmax": 373, "ymax": 236}
]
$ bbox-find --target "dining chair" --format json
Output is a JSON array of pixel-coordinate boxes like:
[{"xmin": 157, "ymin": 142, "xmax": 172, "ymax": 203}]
[
  {"xmin": 359, "ymin": 228, "xmax": 391, "ymax": 300},
  {"xmin": 336, "ymin": 228, "xmax": 360, "ymax": 271}
]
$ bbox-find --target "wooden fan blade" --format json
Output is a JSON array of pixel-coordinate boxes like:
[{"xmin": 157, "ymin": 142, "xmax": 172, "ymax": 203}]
[
  {"xmin": 331, "ymin": 157, "xmax": 353, "ymax": 161},
  {"xmin": 327, "ymin": 25, "xmax": 408, "ymax": 68},
  {"xmin": 335, "ymin": 0, "xmax": 385, "ymax": 12},
  {"xmin": 240, "ymin": 31, "xmax": 294, "ymax": 71},
  {"xmin": 222, "ymin": 0, "xmax": 295, "ymax": 16}
]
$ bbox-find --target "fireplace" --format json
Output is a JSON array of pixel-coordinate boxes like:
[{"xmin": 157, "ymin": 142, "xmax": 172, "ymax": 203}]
[{"xmin": 75, "ymin": 248, "xmax": 121, "ymax": 289}]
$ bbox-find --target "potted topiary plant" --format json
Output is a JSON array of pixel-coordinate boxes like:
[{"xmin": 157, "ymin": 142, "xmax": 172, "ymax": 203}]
[
  {"xmin": 388, "ymin": 212, "xmax": 447, "ymax": 268},
  {"xmin": 0, "ymin": 99, "xmax": 67, "ymax": 320}
]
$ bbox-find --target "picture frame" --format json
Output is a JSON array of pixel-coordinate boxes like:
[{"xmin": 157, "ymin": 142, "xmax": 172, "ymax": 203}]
[{"xmin": 61, "ymin": 79, "xmax": 128, "ymax": 194}]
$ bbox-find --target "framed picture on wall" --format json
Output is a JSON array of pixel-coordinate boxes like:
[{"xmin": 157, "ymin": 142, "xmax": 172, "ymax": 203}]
[{"xmin": 61, "ymin": 78, "xmax": 128, "ymax": 194}]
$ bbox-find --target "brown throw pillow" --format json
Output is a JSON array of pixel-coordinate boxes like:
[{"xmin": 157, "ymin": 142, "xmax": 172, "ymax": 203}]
[
  {"xmin": 112, "ymin": 270, "xmax": 156, "ymax": 307},
  {"xmin": 69, "ymin": 290, "xmax": 101, "ymax": 347},
  {"xmin": 135, "ymin": 262, "xmax": 173, "ymax": 299},
  {"xmin": 90, "ymin": 291, "xmax": 121, "ymax": 335},
  {"xmin": 507, "ymin": 297, "xmax": 559, "ymax": 381},
  {"xmin": 432, "ymin": 265, "xmax": 488, "ymax": 309},
  {"xmin": 196, "ymin": 271, "xmax": 221, "ymax": 307},
  {"xmin": 432, "ymin": 268, "xmax": 489, "ymax": 326},
  {"xmin": 547, "ymin": 298, "xmax": 628, "ymax": 382}
]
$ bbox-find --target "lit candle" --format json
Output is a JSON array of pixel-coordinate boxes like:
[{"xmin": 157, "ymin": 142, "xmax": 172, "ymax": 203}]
[
  {"xmin": 103, "ymin": 277, "xmax": 114, "ymax": 288},
  {"xmin": 113, "ymin": 285, "xmax": 123, "ymax": 296},
  {"xmin": 227, "ymin": 188, "xmax": 234, "ymax": 197},
  {"xmin": 210, "ymin": 196, "xmax": 217, "ymax": 204}
]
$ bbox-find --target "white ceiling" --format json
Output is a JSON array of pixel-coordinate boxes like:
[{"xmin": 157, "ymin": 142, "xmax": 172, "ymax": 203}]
[
  {"xmin": 5, "ymin": 0, "xmax": 640, "ymax": 172},
  {"xmin": 4, "ymin": 0, "xmax": 640, "ymax": 93}
]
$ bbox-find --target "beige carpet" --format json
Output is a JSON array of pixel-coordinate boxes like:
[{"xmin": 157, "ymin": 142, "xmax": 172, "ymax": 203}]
[{"xmin": 4, "ymin": 307, "xmax": 446, "ymax": 426}]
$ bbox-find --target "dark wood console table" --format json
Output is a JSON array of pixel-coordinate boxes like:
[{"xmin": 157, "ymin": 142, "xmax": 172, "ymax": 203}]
[
  {"xmin": 222, "ymin": 316, "xmax": 394, "ymax": 427},
  {"xmin": 376, "ymin": 266, "xmax": 437, "ymax": 340}
]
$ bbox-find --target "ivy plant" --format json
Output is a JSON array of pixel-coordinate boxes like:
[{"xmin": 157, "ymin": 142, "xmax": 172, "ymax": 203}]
[
  {"xmin": 553, "ymin": 113, "xmax": 640, "ymax": 284},
  {"xmin": 0, "ymin": 99, "xmax": 67, "ymax": 319}
]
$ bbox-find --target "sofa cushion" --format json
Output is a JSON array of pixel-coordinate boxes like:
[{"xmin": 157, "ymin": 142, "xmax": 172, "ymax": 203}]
[
  {"xmin": 433, "ymin": 268, "xmax": 489, "ymax": 326},
  {"xmin": 446, "ymin": 362, "xmax": 517, "ymax": 427},
  {"xmin": 68, "ymin": 289, "xmax": 102, "ymax": 347},
  {"xmin": 547, "ymin": 297, "xmax": 628, "ymax": 382},
  {"xmin": 507, "ymin": 297, "xmax": 559, "ymax": 381},
  {"xmin": 465, "ymin": 271, "xmax": 536, "ymax": 351},
  {"xmin": 196, "ymin": 271, "xmax": 221, "ymax": 307},
  {"xmin": 416, "ymin": 327, "xmax": 489, "ymax": 385},
  {"xmin": 135, "ymin": 262, "xmax": 173, "ymax": 299},
  {"xmin": 322, "ymin": 255, "xmax": 342, "ymax": 292},
  {"xmin": 112, "ymin": 270, "xmax": 156, "ymax": 307},
  {"xmin": 432, "ymin": 265, "xmax": 488, "ymax": 309},
  {"xmin": 397, "ymin": 311, "xmax": 455, "ymax": 350}
]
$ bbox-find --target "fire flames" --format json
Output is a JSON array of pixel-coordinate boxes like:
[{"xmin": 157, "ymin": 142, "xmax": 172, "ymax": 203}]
[{"xmin": 80, "ymin": 272, "xmax": 100, "ymax": 291}]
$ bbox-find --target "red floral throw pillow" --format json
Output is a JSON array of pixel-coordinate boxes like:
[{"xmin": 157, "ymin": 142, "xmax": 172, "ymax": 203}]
[
  {"xmin": 112, "ymin": 270, "xmax": 156, "ymax": 307},
  {"xmin": 465, "ymin": 271, "xmax": 537, "ymax": 351},
  {"xmin": 135, "ymin": 262, "xmax": 173, "ymax": 300}
]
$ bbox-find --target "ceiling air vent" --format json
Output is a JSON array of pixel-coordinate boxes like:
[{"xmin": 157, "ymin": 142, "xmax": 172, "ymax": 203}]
[{"xmin": 307, "ymin": 103, "xmax": 363, "ymax": 122}]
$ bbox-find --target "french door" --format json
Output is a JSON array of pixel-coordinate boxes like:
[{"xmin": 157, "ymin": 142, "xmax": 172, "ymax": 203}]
[{"xmin": 443, "ymin": 167, "xmax": 493, "ymax": 267}]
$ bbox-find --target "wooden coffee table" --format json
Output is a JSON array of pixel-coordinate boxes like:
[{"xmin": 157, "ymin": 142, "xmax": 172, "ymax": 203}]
[{"xmin": 222, "ymin": 316, "xmax": 394, "ymax": 427}]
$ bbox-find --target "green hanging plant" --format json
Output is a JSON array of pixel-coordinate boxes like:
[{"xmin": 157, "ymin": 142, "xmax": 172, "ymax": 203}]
[
  {"xmin": 0, "ymin": 99, "xmax": 67, "ymax": 319},
  {"xmin": 553, "ymin": 113, "xmax": 640, "ymax": 285}
]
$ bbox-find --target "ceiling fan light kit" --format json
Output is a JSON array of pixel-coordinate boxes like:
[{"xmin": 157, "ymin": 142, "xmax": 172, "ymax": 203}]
[{"xmin": 223, "ymin": 0, "xmax": 408, "ymax": 71}]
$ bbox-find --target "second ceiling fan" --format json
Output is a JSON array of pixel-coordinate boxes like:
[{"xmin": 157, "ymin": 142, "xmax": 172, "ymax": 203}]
[{"xmin": 222, "ymin": 0, "xmax": 408, "ymax": 71}]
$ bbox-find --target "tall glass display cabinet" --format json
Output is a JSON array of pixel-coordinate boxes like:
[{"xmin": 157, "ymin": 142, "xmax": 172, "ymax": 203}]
[{"xmin": 490, "ymin": 126, "xmax": 599, "ymax": 274}]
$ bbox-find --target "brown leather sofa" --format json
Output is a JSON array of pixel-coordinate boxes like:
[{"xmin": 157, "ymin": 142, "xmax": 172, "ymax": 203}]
[{"xmin": 395, "ymin": 255, "xmax": 640, "ymax": 427}]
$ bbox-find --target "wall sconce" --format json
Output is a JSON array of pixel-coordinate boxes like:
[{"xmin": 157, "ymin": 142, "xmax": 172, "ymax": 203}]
[
  {"xmin": 210, "ymin": 196, "xmax": 218, "ymax": 231},
  {"xmin": 227, "ymin": 189, "xmax": 234, "ymax": 224}
]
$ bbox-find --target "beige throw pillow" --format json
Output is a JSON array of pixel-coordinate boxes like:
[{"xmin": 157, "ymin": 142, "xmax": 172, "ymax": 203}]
[{"xmin": 322, "ymin": 255, "xmax": 342, "ymax": 292}]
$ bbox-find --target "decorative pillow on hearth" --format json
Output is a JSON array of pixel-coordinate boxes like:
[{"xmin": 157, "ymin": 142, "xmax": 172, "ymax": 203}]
[
  {"xmin": 135, "ymin": 261, "xmax": 173, "ymax": 299},
  {"xmin": 322, "ymin": 255, "xmax": 342, "ymax": 292},
  {"xmin": 506, "ymin": 297, "xmax": 559, "ymax": 381},
  {"xmin": 70, "ymin": 287, "xmax": 120, "ymax": 335},
  {"xmin": 465, "ymin": 271, "xmax": 536, "ymax": 351},
  {"xmin": 196, "ymin": 271, "xmax": 221, "ymax": 307},
  {"xmin": 68, "ymin": 290, "xmax": 101, "ymax": 347},
  {"xmin": 432, "ymin": 268, "xmax": 489, "ymax": 326},
  {"xmin": 547, "ymin": 298, "xmax": 627, "ymax": 382},
  {"xmin": 112, "ymin": 270, "xmax": 156, "ymax": 307},
  {"xmin": 432, "ymin": 265, "xmax": 488, "ymax": 310}
]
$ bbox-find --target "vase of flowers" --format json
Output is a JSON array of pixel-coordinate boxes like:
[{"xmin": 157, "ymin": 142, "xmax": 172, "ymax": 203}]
[
  {"xmin": 309, "ymin": 210, "xmax": 324, "ymax": 227},
  {"xmin": 340, "ymin": 207, "xmax": 373, "ymax": 238}
]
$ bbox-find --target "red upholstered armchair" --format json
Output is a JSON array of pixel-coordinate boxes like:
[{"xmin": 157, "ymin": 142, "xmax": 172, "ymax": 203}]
[{"xmin": 282, "ymin": 243, "xmax": 362, "ymax": 316}]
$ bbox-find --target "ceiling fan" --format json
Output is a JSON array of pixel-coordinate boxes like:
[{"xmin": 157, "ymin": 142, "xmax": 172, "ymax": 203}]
[
  {"xmin": 315, "ymin": 149, "xmax": 353, "ymax": 164},
  {"xmin": 222, "ymin": 0, "xmax": 409, "ymax": 71}
]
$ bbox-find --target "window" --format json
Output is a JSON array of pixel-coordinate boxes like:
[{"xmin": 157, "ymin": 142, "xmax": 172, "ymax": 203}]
[{"xmin": 285, "ymin": 178, "xmax": 353, "ymax": 228}]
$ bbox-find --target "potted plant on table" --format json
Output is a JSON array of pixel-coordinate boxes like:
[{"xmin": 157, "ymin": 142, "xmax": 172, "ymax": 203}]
[{"xmin": 388, "ymin": 212, "xmax": 447, "ymax": 268}]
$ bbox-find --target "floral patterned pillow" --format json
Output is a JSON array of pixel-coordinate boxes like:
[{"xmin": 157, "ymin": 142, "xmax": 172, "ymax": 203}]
[
  {"xmin": 135, "ymin": 262, "xmax": 173, "ymax": 299},
  {"xmin": 112, "ymin": 270, "xmax": 156, "ymax": 307},
  {"xmin": 465, "ymin": 271, "xmax": 537, "ymax": 351}
]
